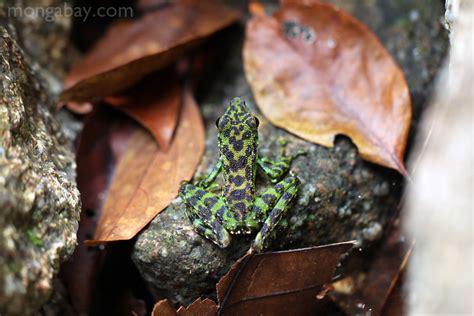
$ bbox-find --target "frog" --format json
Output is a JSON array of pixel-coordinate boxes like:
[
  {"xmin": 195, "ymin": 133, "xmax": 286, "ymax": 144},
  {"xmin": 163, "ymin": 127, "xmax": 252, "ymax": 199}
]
[{"xmin": 178, "ymin": 97, "xmax": 304, "ymax": 253}]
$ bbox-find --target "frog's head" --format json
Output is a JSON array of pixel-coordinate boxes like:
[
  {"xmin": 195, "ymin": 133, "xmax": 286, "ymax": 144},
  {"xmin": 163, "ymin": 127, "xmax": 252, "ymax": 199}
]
[
  {"xmin": 216, "ymin": 97, "xmax": 259, "ymax": 168},
  {"xmin": 216, "ymin": 97, "xmax": 259, "ymax": 133}
]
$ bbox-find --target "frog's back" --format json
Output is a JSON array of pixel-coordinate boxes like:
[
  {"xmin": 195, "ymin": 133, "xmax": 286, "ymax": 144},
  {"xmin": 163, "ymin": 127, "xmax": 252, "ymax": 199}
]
[{"xmin": 217, "ymin": 98, "xmax": 259, "ymax": 223}]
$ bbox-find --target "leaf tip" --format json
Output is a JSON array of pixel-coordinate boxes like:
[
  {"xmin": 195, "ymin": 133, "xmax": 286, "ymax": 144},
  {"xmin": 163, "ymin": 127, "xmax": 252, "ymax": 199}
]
[
  {"xmin": 249, "ymin": 1, "xmax": 265, "ymax": 17},
  {"xmin": 152, "ymin": 299, "xmax": 176, "ymax": 316},
  {"xmin": 385, "ymin": 153, "xmax": 408, "ymax": 177},
  {"xmin": 83, "ymin": 239, "xmax": 102, "ymax": 246}
]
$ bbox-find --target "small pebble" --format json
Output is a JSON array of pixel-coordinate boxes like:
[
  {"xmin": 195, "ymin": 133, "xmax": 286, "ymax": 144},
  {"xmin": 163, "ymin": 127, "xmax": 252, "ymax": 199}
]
[{"xmin": 362, "ymin": 222, "xmax": 383, "ymax": 241}]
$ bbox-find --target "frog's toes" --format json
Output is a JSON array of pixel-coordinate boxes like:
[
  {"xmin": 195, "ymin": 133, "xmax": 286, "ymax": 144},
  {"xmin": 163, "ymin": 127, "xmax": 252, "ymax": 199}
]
[
  {"xmin": 179, "ymin": 179, "xmax": 190, "ymax": 187},
  {"xmin": 277, "ymin": 137, "xmax": 289, "ymax": 147},
  {"xmin": 296, "ymin": 149, "xmax": 307, "ymax": 157},
  {"xmin": 217, "ymin": 229, "xmax": 232, "ymax": 248},
  {"xmin": 247, "ymin": 246, "xmax": 256, "ymax": 255}
]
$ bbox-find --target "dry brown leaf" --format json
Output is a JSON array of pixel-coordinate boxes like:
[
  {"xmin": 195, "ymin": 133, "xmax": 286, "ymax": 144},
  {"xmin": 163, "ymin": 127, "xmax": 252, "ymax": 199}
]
[
  {"xmin": 381, "ymin": 274, "xmax": 406, "ymax": 316},
  {"xmin": 87, "ymin": 89, "xmax": 204, "ymax": 244},
  {"xmin": 244, "ymin": 0, "xmax": 411, "ymax": 174},
  {"xmin": 60, "ymin": 107, "xmax": 136, "ymax": 314},
  {"xmin": 216, "ymin": 241, "xmax": 355, "ymax": 315},
  {"xmin": 104, "ymin": 71, "xmax": 182, "ymax": 151},
  {"xmin": 150, "ymin": 242, "xmax": 354, "ymax": 316},
  {"xmin": 61, "ymin": 0, "xmax": 240, "ymax": 102},
  {"xmin": 137, "ymin": 0, "xmax": 172, "ymax": 12},
  {"xmin": 152, "ymin": 298, "xmax": 218, "ymax": 316},
  {"xmin": 329, "ymin": 223, "xmax": 413, "ymax": 315},
  {"xmin": 248, "ymin": 1, "xmax": 265, "ymax": 17},
  {"xmin": 177, "ymin": 298, "xmax": 218, "ymax": 316},
  {"xmin": 152, "ymin": 299, "xmax": 177, "ymax": 316},
  {"xmin": 64, "ymin": 101, "xmax": 93, "ymax": 114}
]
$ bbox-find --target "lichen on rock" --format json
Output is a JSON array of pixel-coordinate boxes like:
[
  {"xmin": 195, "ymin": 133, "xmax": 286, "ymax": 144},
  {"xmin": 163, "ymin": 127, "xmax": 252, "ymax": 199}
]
[{"xmin": 0, "ymin": 26, "xmax": 80, "ymax": 315}]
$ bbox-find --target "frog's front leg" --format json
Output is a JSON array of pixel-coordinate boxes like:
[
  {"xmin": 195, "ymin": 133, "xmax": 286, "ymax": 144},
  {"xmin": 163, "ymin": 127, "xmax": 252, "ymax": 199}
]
[
  {"xmin": 257, "ymin": 150, "xmax": 306, "ymax": 182},
  {"xmin": 250, "ymin": 176, "xmax": 300, "ymax": 253},
  {"xmin": 195, "ymin": 159, "xmax": 222, "ymax": 188},
  {"xmin": 179, "ymin": 183, "xmax": 231, "ymax": 248}
]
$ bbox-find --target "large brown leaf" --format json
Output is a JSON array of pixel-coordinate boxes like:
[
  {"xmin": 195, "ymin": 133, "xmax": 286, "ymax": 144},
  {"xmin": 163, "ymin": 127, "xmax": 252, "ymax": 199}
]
[
  {"xmin": 151, "ymin": 241, "xmax": 354, "ymax": 315},
  {"xmin": 243, "ymin": 0, "xmax": 411, "ymax": 174},
  {"xmin": 176, "ymin": 298, "xmax": 218, "ymax": 316},
  {"xmin": 60, "ymin": 107, "xmax": 135, "ymax": 314},
  {"xmin": 61, "ymin": 0, "xmax": 240, "ymax": 102},
  {"xmin": 87, "ymin": 89, "xmax": 205, "ymax": 243},
  {"xmin": 104, "ymin": 71, "xmax": 182, "ymax": 151},
  {"xmin": 216, "ymin": 241, "xmax": 355, "ymax": 315},
  {"xmin": 152, "ymin": 299, "xmax": 176, "ymax": 316},
  {"xmin": 152, "ymin": 298, "xmax": 217, "ymax": 316}
]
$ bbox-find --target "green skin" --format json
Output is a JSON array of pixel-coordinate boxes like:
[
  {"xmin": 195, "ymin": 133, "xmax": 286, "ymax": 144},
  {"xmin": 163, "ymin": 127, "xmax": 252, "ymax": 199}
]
[{"xmin": 179, "ymin": 97, "xmax": 304, "ymax": 253}]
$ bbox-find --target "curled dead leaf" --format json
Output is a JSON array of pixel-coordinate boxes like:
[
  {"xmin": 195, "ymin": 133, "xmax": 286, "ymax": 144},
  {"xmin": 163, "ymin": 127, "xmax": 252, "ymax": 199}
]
[
  {"xmin": 87, "ymin": 89, "xmax": 205, "ymax": 244},
  {"xmin": 61, "ymin": 107, "xmax": 136, "ymax": 314},
  {"xmin": 104, "ymin": 71, "xmax": 182, "ymax": 151},
  {"xmin": 151, "ymin": 242, "xmax": 354, "ymax": 316},
  {"xmin": 152, "ymin": 299, "xmax": 177, "ymax": 316},
  {"xmin": 137, "ymin": 0, "xmax": 173, "ymax": 12},
  {"xmin": 217, "ymin": 241, "xmax": 355, "ymax": 315},
  {"xmin": 244, "ymin": 0, "xmax": 411, "ymax": 174},
  {"xmin": 152, "ymin": 298, "xmax": 218, "ymax": 316},
  {"xmin": 64, "ymin": 101, "xmax": 94, "ymax": 114},
  {"xmin": 177, "ymin": 298, "xmax": 218, "ymax": 316},
  {"xmin": 248, "ymin": 1, "xmax": 265, "ymax": 17},
  {"xmin": 61, "ymin": 0, "xmax": 240, "ymax": 102}
]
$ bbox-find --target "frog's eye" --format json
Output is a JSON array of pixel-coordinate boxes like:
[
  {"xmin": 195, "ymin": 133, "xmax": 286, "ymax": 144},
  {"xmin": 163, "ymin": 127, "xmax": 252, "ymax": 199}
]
[
  {"xmin": 216, "ymin": 116, "xmax": 229, "ymax": 129},
  {"xmin": 247, "ymin": 117, "xmax": 259, "ymax": 129}
]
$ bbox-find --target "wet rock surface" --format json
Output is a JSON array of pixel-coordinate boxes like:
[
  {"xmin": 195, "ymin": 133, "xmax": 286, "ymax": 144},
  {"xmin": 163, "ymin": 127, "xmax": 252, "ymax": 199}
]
[
  {"xmin": 131, "ymin": 0, "xmax": 448, "ymax": 308},
  {"xmin": 0, "ymin": 0, "xmax": 77, "ymax": 97},
  {"xmin": 0, "ymin": 24, "xmax": 80, "ymax": 316}
]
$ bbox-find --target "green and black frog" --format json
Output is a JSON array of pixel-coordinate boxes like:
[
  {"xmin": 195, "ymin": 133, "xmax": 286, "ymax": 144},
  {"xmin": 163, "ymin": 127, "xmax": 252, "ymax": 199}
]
[{"xmin": 179, "ymin": 97, "xmax": 304, "ymax": 253}]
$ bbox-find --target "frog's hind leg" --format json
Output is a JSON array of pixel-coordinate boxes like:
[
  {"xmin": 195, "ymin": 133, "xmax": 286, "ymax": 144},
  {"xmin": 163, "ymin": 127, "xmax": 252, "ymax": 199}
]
[
  {"xmin": 179, "ymin": 183, "xmax": 231, "ymax": 248},
  {"xmin": 251, "ymin": 176, "xmax": 300, "ymax": 253}
]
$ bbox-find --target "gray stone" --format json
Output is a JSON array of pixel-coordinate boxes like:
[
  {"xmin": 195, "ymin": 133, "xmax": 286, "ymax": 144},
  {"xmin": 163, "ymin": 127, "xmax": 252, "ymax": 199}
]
[
  {"xmin": 0, "ymin": 24, "xmax": 80, "ymax": 315},
  {"xmin": 131, "ymin": 0, "xmax": 448, "ymax": 307},
  {"xmin": 1, "ymin": 0, "xmax": 77, "ymax": 98}
]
